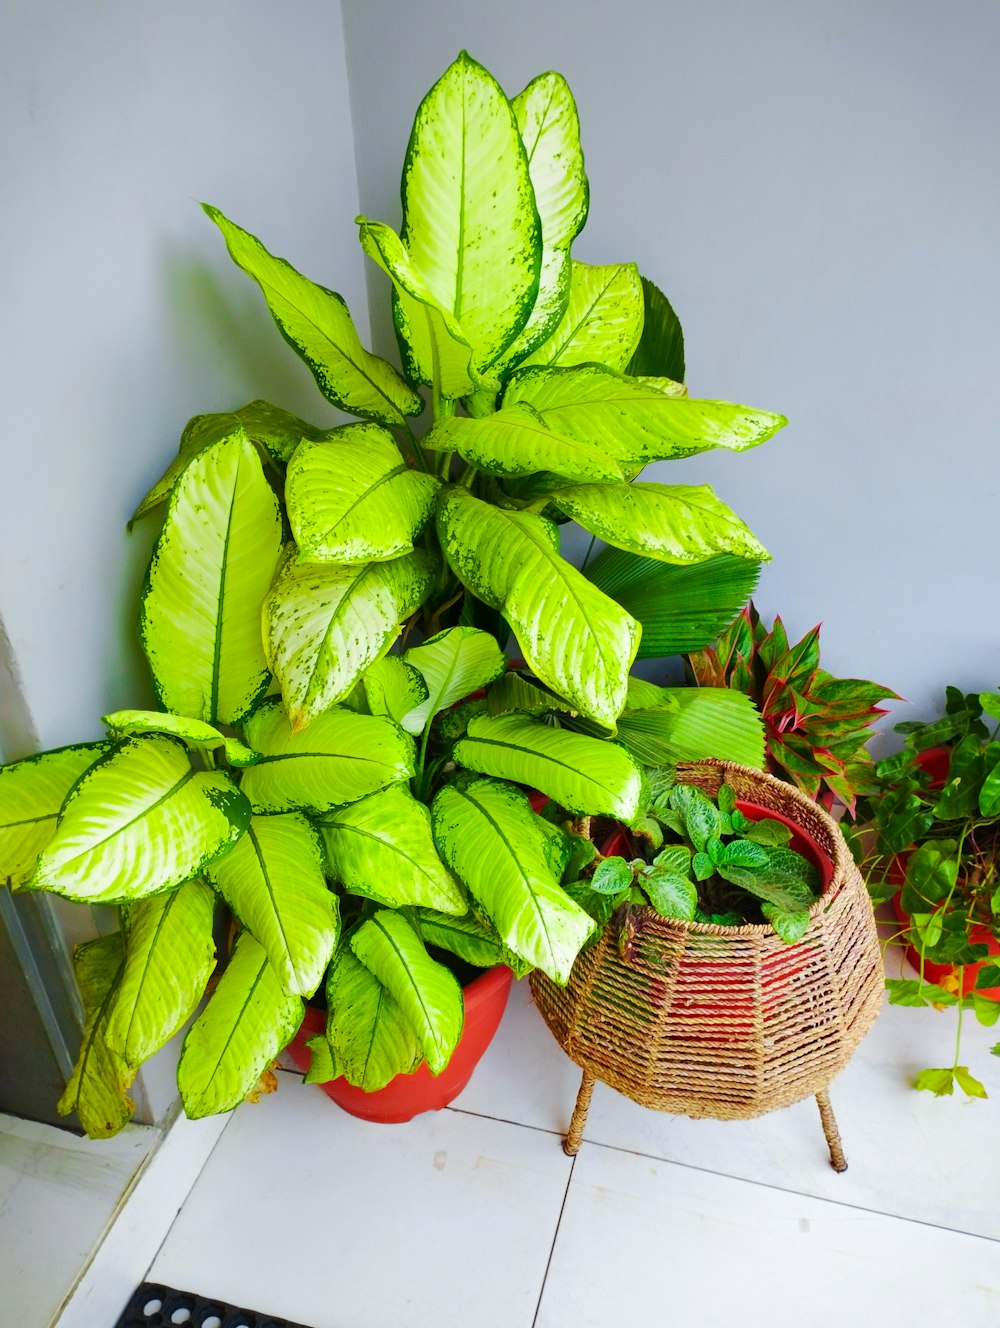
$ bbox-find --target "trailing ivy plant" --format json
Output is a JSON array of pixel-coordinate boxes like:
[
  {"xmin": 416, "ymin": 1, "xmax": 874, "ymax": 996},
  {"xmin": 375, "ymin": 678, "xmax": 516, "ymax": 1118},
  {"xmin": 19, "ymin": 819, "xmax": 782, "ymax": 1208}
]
[{"xmin": 0, "ymin": 52, "xmax": 788, "ymax": 1137}]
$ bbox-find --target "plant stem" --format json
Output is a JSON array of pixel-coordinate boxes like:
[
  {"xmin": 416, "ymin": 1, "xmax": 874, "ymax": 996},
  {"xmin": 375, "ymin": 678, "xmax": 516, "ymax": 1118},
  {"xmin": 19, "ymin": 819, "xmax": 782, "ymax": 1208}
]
[{"xmin": 458, "ymin": 463, "xmax": 479, "ymax": 489}]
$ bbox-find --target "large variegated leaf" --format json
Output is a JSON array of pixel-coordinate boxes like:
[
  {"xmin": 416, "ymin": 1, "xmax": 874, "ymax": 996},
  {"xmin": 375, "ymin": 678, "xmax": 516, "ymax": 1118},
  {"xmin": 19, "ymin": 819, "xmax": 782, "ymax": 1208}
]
[
  {"xmin": 286, "ymin": 425, "xmax": 440, "ymax": 563},
  {"xmin": 240, "ymin": 700, "xmax": 413, "ymax": 813},
  {"xmin": 141, "ymin": 434, "xmax": 283, "ymax": 726},
  {"xmin": 204, "ymin": 205, "xmax": 422, "ymax": 426},
  {"xmin": 402, "ymin": 626, "xmax": 506, "ymax": 731},
  {"xmin": 422, "ymin": 404, "xmax": 623, "ymax": 482},
  {"xmin": 436, "ymin": 487, "xmax": 639, "ymax": 727},
  {"xmin": 131, "ymin": 401, "xmax": 326, "ymax": 525},
  {"xmin": 496, "ymin": 71, "xmax": 589, "ymax": 370},
  {"xmin": 27, "ymin": 737, "xmax": 250, "ymax": 904},
  {"xmin": 519, "ymin": 262, "xmax": 643, "ymax": 372},
  {"xmin": 505, "ymin": 363, "xmax": 787, "ymax": 464},
  {"xmin": 545, "ymin": 482, "xmax": 770, "ymax": 564},
  {"xmin": 263, "ymin": 547, "xmax": 437, "ymax": 730},
  {"xmin": 177, "ymin": 930, "xmax": 303, "ymax": 1118},
  {"xmin": 102, "ymin": 710, "xmax": 259, "ymax": 768},
  {"xmin": 349, "ymin": 910, "xmax": 463, "ymax": 1076},
  {"xmin": 105, "ymin": 878, "xmax": 216, "ymax": 1067},
  {"xmin": 207, "ymin": 814, "xmax": 338, "ymax": 997},
  {"xmin": 626, "ymin": 276, "xmax": 685, "ymax": 383},
  {"xmin": 586, "ymin": 549, "xmax": 761, "ymax": 657},
  {"xmin": 0, "ymin": 743, "xmax": 109, "ymax": 886},
  {"xmin": 415, "ymin": 909, "xmax": 509, "ymax": 970},
  {"xmin": 304, "ymin": 1033, "xmax": 341, "ymax": 1084},
  {"xmin": 357, "ymin": 219, "xmax": 483, "ymax": 399},
  {"xmin": 58, "ymin": 934, "xmax": 135, "ymax": 1139},
  {"xmin": 326, "ymin": 949, "xmax": 422, "ymax": 1091},
  {"xmin": 454, "ymin": 713, "xmax": 642, "ymax": 819},
  {"xmin": 432, "ymin": 778, "xmax": 594, "ymax": 984},
  {"xmin": 615, "ymin": 687, "xmax": 765, "ymax": 769},
  {"xmin": 318, "ymin": 784, "xmax": 465, "ymax": 914},
  {"xmin": 400, "ymin": 51, "xmax": 541, "ymax": 373},
  {"xmin": 362, "ymin": 656, "xmax": 427, "ymax": 736}
]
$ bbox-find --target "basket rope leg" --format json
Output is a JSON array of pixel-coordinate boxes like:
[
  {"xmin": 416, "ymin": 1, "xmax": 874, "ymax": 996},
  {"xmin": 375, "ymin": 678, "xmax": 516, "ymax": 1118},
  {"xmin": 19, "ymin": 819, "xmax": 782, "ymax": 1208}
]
[
  {"xmin": 563, "ymin": 1069, "xmax": 597, "ymax": 1156},
  {"xmin": 815, "ymin": 1089, "xmax": 848, "ymax": 1173}
]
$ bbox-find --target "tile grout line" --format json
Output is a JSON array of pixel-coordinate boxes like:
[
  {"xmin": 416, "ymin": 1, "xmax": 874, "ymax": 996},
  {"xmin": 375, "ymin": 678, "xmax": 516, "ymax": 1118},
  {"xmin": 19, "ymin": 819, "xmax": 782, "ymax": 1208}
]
[
  {"xmin": 139, "ymin": 1116, "xmax": 236, "ymax": 1283},
  {"xmin": 531, "ymin": 1150, "xmax": 576, "ymax": 1328}
]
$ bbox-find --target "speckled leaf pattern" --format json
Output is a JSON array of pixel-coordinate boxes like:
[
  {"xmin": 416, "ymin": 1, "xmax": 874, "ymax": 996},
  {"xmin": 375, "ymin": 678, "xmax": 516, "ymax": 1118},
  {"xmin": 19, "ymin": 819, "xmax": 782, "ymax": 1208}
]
[
  {"xmin": 101, "ymin": 710, "xmax": 259, "ymax": 767},
  {"xmin": 239, "ymin": 699, "xmax": 413, "ymax": 814},
  {"xmin": 0, "ymin": 743, "xmax": 109, "ymax": 886},
  {"xmin": 58, "ymin": 934, "xmax": 135, "ymax": 1139},
  {"xmin": 362, "ymin": 656, "xmax": 428, "ymax": 735},
  {"xmin": 204, "ymin": 205, "xmax": 422, "ymax": 426},
  {"xmin": 105, "ymin": 878, "xmax": 216, "ymax": 1067},
  {"xmin": 303, "ymin": 1033, "xmax": 340, "ymax": 1084},
  {"xmin": 349, "ymin": 910, "xmax": 463, "ymax": 1076},
  {"xmin": 436, "ymin": 487, "xmax": 639, "ymax": 727},
  {"xmin": 262, "ymin": 547, "xmax": 437, "ymax": 730},
  {"xmin": 400, "ymin": 51, "xmax": 541, "ymax": 372},
  {"xmin": 318, "ymin": 783, "xmax": 465, "ymax": 915},
  {"xmin": 546, "ymin": 481, "xmax": 770, "ymax": 564},
  {"xmin": 403, "ymin": 626, "xmax": 506, "ymax": 730},
  {"xmin": 286, "ymin": 424, "xmax": 440, "ymax": 563},
  {"xmin": 422, "ymin": 404, "xmax": 623, "ymax": 482},
  {"xmin": 140, "ymin": 433, "xmax": 283, "ymax": 726},
  {"xmin": 454, "ymin": 713, "xmax": 643, "ymax": 820},
  {"xmin": 357, "ymin": 219, "xmax": 484, "ymax": 399},
  {"xmin": 414, "ymin": 909, "xmax": 508, "ymax": 970},
  {"xmin": 519, "ymin": 261, "xmax": 643, "ymax": 372},
  {"xmin": 432, "ymin": 779, "xmax": 595, "ymax": 984},
  {"xmin": 496, "ymin": 71, "xmax": 589, "ymax": 370},
  {"xmin": 505, "ymin": 363, "xmax": 788, "ymax": 463},
  {"xmin": 206, "ymin": 814, "xmax": 338, "ymax": 997},
  {"xmin": 326, "ymin": 948, "xmax": 422, "ymax": 1091},
  {"xmin": 27, "ymin": 737, "xmax": 250, "ymax": 905},
  {"xmin": 177, "ymin": 930, "xmax": 303, "ymax": 1119}
]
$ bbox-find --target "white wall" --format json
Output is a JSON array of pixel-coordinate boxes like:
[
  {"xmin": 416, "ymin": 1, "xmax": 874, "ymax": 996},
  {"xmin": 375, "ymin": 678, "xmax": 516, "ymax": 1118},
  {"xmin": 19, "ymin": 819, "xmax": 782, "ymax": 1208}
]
[
  {"xmin": 342, "ymin": 0, "xmax": 1000, "ymax": 731},
  {"xmin": 1, "ymin": 0, "xmax": 365, "ymax": 1120}
]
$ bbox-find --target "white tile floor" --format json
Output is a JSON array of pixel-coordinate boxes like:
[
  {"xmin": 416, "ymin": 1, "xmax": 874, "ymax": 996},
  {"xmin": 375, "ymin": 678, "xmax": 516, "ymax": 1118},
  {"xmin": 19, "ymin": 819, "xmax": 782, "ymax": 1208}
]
[{"xmin": 143, "ymin": 964, "xmax": 1000, "ymax": 1328}]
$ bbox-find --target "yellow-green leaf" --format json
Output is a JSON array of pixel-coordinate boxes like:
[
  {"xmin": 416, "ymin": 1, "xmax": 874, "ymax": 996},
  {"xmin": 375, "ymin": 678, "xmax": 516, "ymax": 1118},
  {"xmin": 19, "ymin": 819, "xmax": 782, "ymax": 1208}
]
[
  {"xmin": 519, "ymin": 261, "xmax": 643, "ymax": 372},
  {"xmin": 0, "ymin": 743, "xmax": 109, "ymax": 886}
]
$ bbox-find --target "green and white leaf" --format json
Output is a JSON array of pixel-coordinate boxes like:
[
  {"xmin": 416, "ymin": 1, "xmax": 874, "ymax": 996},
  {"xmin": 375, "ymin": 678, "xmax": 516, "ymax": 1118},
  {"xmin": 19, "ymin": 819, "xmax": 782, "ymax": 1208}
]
[
  {"xmin": 357, "ymin": 218, "xmax": 484, "ymax": 399},
  {"xmin": 240, "ymin": 700, "xmax": 414, "ymax": 814},
  {"xmin": 262, "ymin": 547, "xmax": 437, "ymax": 730},
  {"xmin": 362, "ymin": 656, "xmax": 428, "ymax": 735},
  {"xmin": 326, "ymin": 948, "xmax": 422, "ymax": 1090},
  {"xmin": 399, "ymin": 50, "xmax": 541, "ymax": 372},
  {"xmin": 403, "ymin": 626, "xmax": 506, "ymax": 731},
  {"xmin": 58, "ymin": 934, "xmax": 135, "ymax": 1139},
  {"xmin": 349, "ymin": 910, "xmax": 464, "ymax": 1076},
  {"xmin": 140, "ymin": 433, "xmax": 283, "ymax": 726},
  {"xmin": 0, "ymin": 743, "xmax": 109, "ymax": 886},
  {"xmin": 505, "ymin": 363, "xmax": 787, "ymax": 464},
  {"xmin": 519, "ymin": 261, "xmax": 643, "ymax": 372},
  {"xmin": 286, "ymin": 425, "xmax": 440, "ymax": 563},
  {"xmin": 204, "ymin": 205, "xmax": 422, "ymax": 426},
  {"xmin": 102, "ymin": 710, "xmax": 259, "ymax": 768},
  {"xmin": 433, "ymin": 778, "xmax": 594, "ymax": 984},
  {"xmin": 422, "ymin": 404, "xmax": 623, "ymax": 482},
  {"xmin": 615, "ymin": 688, "xmax": 765, "ymax": 769},
  {"xmin": 105, "ymin": 878, "xmax": 216, "ymax": 1066},
  {"xmin": 437, "ymin": 487, "xmax": 639, "ymax": 727},
  {"xmin": 178, "ymin": 930, "xmax": 303, "ymax": 1118},
  {"xmin": 546, "ymin": 482, "xmax": 769, "ymax": 565},
  {"xmin": 454, "ymin": 713, "xmax": 642, "ymax": 820},
  {"xmin": 28, "ymin": 737, "xmax": 251, "ymax": 904},
  {"xmin": 496, "ymin": 71, "xmax": 588, "ymax": 369},
  {"xmin": 206, "ymin": 814, "xmax": 338, "ymax": 997},
  {"xmin": 319, "ymin": 783, "xmax": 465, "ymax": 914}
]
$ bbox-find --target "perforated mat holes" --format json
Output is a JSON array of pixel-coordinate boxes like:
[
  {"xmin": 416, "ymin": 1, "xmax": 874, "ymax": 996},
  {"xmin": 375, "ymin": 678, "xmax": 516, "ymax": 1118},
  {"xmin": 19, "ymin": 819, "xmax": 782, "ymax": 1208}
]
[{"xmin": 114, "ymin": 1282, "xmax": 314, "ymax": 1328}]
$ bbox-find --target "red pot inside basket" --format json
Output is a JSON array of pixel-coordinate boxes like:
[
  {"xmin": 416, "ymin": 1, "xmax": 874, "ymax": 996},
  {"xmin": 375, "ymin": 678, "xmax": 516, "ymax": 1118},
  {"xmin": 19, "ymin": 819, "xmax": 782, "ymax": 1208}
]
[{"xmin": 288, "ymin": 964, "xmax": 513, "ymax": 1124}]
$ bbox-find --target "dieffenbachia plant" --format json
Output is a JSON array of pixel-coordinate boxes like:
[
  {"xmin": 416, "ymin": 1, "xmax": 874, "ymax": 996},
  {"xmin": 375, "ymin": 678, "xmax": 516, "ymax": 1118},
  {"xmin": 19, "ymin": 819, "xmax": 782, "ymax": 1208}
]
[{"xmin": 0, "ymin": 52, "xmax": 784, "ymax": 1137}]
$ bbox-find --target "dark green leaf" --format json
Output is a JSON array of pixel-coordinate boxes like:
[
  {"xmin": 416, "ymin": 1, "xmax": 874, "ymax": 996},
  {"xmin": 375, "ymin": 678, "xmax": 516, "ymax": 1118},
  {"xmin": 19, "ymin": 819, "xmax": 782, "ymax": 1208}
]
[{"xmin": 625, "ymin": 276, "xmax": 684, "ymax": 383}]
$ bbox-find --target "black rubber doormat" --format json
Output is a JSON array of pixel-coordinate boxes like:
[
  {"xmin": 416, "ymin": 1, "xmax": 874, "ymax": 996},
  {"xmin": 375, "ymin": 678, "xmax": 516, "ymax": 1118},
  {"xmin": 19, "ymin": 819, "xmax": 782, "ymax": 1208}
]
[{"xmin": 115, "ymin": 1282, "xmax": 315, "ymax": 1328}]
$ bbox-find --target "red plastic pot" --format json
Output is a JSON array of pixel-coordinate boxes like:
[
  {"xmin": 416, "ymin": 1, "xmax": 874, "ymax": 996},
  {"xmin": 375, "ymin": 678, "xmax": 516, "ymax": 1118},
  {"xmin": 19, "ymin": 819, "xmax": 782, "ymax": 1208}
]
[{"xmin": 287, "ymin": 964, "xmax": 513, "ymax": 1123}]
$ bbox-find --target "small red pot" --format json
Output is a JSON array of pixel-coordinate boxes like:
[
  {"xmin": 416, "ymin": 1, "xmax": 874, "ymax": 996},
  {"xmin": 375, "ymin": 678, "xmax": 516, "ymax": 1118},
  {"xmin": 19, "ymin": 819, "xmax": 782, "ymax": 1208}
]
[{"xmin": 287, "ymin": 964, "xmax": 514, "ymax": 1124}]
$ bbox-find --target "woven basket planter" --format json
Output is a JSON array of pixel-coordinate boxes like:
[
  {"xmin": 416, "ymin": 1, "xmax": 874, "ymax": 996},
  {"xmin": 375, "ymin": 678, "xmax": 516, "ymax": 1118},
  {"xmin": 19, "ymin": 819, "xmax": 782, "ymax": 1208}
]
[{"xmin": 530, "ymin": 760, "xmax": 885, "ymax": 1168}]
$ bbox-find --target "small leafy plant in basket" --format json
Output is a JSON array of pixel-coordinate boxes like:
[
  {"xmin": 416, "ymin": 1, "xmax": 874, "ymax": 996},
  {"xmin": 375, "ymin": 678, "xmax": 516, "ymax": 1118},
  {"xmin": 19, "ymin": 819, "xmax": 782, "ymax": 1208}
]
[
  {"xmin": 563, "ymin": 771, "xmax": 823, "ymax": 948},
  {"xmin": 863, "ymin": 686, "xmax": 1000, "ymax": 1098}
]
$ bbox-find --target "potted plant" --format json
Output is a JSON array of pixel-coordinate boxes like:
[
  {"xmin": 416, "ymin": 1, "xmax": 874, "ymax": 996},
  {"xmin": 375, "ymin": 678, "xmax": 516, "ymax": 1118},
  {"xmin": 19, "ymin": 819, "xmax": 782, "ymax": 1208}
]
[
  {"xmin": 863, "ymin": 686, "xmax": 1000, "ymax": 1098},
  {"xmin": 0, "ymin": 52, "xmax": 789, "ymax": 1137}
]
